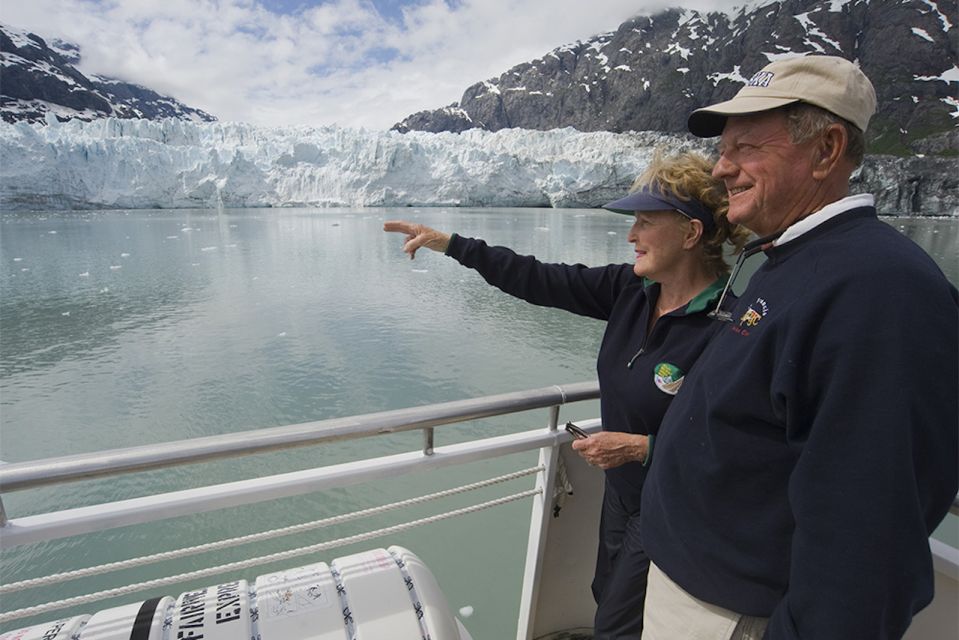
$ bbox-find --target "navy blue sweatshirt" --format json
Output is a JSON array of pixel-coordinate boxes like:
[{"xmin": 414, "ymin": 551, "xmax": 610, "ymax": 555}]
[
  {"xmin": 446, "ymin": 233, "xmax": 728, "ymax": 511},
  {"xmin": 640, "ymin": 207, "xmax": 959, "ymax": 639}
]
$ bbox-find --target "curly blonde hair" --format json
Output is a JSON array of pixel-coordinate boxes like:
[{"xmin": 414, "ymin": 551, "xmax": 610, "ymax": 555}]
[{"xmin": 631, "ymin": 150, "xmax": 750, "ymax": 278}]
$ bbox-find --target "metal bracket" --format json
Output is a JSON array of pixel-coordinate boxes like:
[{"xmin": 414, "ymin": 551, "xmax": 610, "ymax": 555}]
[
  {"xmin": 551, "ymin": 455, "xmax": 574, "ymax": 517},
  {"xmin": 423, "ymin": 427, "xmax": 434, "ymax": 456}
]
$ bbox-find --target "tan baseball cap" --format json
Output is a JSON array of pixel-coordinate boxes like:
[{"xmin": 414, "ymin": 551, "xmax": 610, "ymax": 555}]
[{"xmin": 687, "ymin": 55, "xmax": 877, "ymax": 137}]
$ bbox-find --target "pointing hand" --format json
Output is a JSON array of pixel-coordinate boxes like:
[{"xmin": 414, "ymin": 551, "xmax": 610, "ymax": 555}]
[{"xmin": 383, "ymin": 220, "xmax": 451, "ymax": 259}]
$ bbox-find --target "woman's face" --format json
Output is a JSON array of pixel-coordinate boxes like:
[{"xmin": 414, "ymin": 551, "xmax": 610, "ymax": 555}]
[{"xmin": 626, "ymin": 211, "xmax": 692, "ymax": 280}]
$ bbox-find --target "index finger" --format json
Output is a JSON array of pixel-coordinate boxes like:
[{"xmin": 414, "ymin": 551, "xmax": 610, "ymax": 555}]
[{"xmin": 383, "ymin": 220, "xmax": 416, "ymax": 234}]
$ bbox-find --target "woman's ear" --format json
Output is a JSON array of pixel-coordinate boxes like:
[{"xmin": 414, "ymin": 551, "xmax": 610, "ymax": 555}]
[{"xmin": 683, "ymin": 218, "xmax": 704, "ymax": 249}]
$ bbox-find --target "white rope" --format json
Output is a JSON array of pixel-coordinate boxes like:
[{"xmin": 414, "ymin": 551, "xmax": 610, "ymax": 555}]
[
  {"xmin": 1, "ymin": 465, "xmax": 544, "ymax": 595},
  {"xmin": 0, "ymin": 488, "xmax": 542, "ymax": 625}
]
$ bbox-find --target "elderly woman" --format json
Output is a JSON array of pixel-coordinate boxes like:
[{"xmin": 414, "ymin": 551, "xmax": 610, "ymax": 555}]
[{"xmin": 384, "ymin": 151, "xmax": 747, "ymax": 639}]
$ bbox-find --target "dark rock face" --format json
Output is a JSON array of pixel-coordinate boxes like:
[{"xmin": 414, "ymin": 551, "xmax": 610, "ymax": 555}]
[
  {"xmin": 1, "ymin": 24, "xmax": 216, "ymax": 124},
  {"xmin": 857, "ymin": 154, "xmax": 959, "ymax": 215},
  {"xmin": 393, "ymin": 0, "xmax": 958, "ymax": 156},
  {"xmin": 391, "ymin": 104, "xmax": 476, "ymax": 133}
]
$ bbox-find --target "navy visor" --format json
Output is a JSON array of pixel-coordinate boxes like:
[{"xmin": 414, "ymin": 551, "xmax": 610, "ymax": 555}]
[{"xmin": 603, "ymin": 185, "xmax": 716, "ymax": 233}]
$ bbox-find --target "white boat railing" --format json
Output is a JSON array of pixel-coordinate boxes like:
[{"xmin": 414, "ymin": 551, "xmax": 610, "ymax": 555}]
[
  {"xmin": 0, "ymin": 380, "xmax": 602, "ymax": 638},
  {"xmin": 1, "ymin": 379, "xmax": 956, "ymax": 637}
]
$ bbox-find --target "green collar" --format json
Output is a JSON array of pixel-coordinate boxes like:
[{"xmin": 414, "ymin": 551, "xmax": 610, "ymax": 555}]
[
  {"xmin": 686, "ymin": 276, "xmax": 728, "ymax": 313},
  {"xmin": 643, "ymin": 275, "xmax": 728, "ymax": 315}
]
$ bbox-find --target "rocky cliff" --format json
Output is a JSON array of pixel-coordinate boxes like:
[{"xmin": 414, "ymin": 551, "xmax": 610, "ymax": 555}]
[
  {"xmin": 394, "ymin": 0, "xmax": 957, "ymax": 157},
  {"xmin": 0, "ymin": 23, "xmax": 215, "ymax": 125},
  {"xmin": 393, "ymin": 0, "xmax": 957, "ymax": 215}
]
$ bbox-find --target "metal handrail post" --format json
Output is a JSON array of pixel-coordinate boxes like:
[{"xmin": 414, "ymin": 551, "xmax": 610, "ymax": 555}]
[{"xmin": 516, "ymin": 404, "xmax": 563, "ymax": 640}]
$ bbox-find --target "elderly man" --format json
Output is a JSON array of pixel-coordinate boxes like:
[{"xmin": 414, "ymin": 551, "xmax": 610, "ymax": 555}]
[{"xmin": 639, "ymin": 56, "xmax": 958, "ymax": 639}]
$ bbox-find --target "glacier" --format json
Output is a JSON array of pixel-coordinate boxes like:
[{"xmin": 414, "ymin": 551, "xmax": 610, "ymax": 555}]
[
  {"xmin": 0, "ymin": 116, "xmax": 955, "ymax": 215},
  {"xmin": 0, "ymin": 116, "xmax": 691, "ymax": 211}
]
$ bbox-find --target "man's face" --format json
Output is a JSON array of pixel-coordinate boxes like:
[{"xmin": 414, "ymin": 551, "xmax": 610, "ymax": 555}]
[{"xmin": 713, "ymin": 111, "xmax": 820, "ymax": 236}]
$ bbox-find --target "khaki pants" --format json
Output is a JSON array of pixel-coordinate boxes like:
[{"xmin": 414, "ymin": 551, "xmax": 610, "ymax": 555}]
[{"xmin": 641, "ymin": 563, "xmax": 769, "ymax": 640}]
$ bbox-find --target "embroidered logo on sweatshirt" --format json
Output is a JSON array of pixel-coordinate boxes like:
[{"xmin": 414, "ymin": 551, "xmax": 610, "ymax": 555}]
[
  {"xmin": 733, "ymin": 297, "xmax": 769, "ymax": 336},
  {"xmin": 653, "ymin": 362, "xmax": 684, "ymax": 395}
]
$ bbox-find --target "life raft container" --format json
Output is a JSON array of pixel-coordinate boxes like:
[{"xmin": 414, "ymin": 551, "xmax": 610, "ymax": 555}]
[{"xmin": 1, "ymin": 546, "xmax": 472, "ymax": 640}]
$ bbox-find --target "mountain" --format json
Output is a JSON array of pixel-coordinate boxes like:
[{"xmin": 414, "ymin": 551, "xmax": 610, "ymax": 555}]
[
  {"xmin": 0, "ymin": 23, "xmax": 216, "ymax": 125},
  {"xmin": 0, "ymin": 4, "xmax": 954, "ymax": 215},
  {"xmin": 392, "ymin": 0, "xmax": 958, "ymax": 157}
]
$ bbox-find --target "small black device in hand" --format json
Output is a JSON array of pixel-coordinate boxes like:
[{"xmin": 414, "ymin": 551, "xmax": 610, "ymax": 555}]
[{"xmin": 565, "ymin": 421, "xmax": 589, "ymax": 439}]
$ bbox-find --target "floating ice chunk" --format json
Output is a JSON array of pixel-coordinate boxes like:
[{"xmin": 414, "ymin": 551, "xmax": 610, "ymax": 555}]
[
  {"xmin": 99, "ymin": 287, "xmax": 109, "ymax": 293},
  {"xmin": 458, "ymin": 606, "xmax": 474, "ymax": 618},
  {"xmin": 61, "ymin": 311, "xmax": 70, "ymax": 316},
  {"xmin": 21, "ymin": 267, "xmax": 29, "ymax": 272},
  {"xmin": 48, "ymin": 230, "xmax": 57, "ymax": 234},
  {"xmin": 181, "ymin": 227, "xmax": 193, "ymax": 232},
  {"xmin": 608, "ymin": 231, "xmax": 618, "ymax": 235},
  {"xmin": 200, "ymin": 246, "xmax": 218, "ymax": 251},
  {"xmin": 277, "ymin": 332, "xmax": 287, "ymax": 337},
  {"xmin": 13, "ymin": 257, "xmax": 22, "ymax": 261},
  {"xmin": 79, "ymin": 272, "xmax": 90, "ymax": 277},
  {"xmin": 109, "ymin": 265, "xmax": 122, "ymax": 270},
  {"xmin": 120, "ymin": 252, "xmax": 130, "ymax": 257},
  {"xmin": 412, "ymin": 268, "xmax": 429, "ymax": 273}
]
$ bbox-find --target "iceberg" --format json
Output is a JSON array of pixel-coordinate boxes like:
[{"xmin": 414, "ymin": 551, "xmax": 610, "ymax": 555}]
[{"xmin": 0, "ymin": 117, "xmax": 692, "ymax": 211}]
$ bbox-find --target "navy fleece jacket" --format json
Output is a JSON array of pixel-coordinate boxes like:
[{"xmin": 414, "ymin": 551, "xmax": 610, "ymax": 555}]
[
  {"xmin": 446, "ymin": 233, "xmax": 728, "ymax": 511},
  {"xmin": 641, "ymin": 207, "xmax": 959, "ymax": 639}
]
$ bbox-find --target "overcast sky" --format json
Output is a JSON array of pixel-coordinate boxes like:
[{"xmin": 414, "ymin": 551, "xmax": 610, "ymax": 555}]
[{"xmin": 0, "ymin": 0, "xmax": 750, "ymax": 130}]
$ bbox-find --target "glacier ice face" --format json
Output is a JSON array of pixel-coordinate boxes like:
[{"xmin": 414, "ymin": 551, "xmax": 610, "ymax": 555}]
[
  {"xmin": 2, "ymin": 117, "xmax": 955, "ymax": 215},
  {"xmin": 0, "ymin": 117, "xmax": 692, "ymax": 211}
]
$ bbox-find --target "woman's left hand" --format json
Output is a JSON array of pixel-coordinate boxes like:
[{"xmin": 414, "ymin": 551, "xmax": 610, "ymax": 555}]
[{"xmin": 570, "ymin": 431, "xmax": 649, "ymax": 469}]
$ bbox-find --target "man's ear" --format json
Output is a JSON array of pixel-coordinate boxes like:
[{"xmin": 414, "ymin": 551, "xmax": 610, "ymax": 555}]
[{"xmin": 812, "ymin": 123, "xmax": 847, "ymax": 180}]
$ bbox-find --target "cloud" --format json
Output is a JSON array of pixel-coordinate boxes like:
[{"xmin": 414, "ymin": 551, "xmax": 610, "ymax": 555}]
[{"xmin": 0, "ymin": 0, "xmax": 752, "ymax": 129}]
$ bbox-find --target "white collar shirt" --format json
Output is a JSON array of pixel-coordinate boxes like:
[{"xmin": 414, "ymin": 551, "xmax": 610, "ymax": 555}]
[{"xmin": 773, "ymin": 193, "xmax": 875, "ymax": 247}]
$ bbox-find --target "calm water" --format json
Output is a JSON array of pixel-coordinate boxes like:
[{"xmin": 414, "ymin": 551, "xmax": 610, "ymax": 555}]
[{"xmin": 1, "ymin": 208, "xmax": 956, "ymax": 638}]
